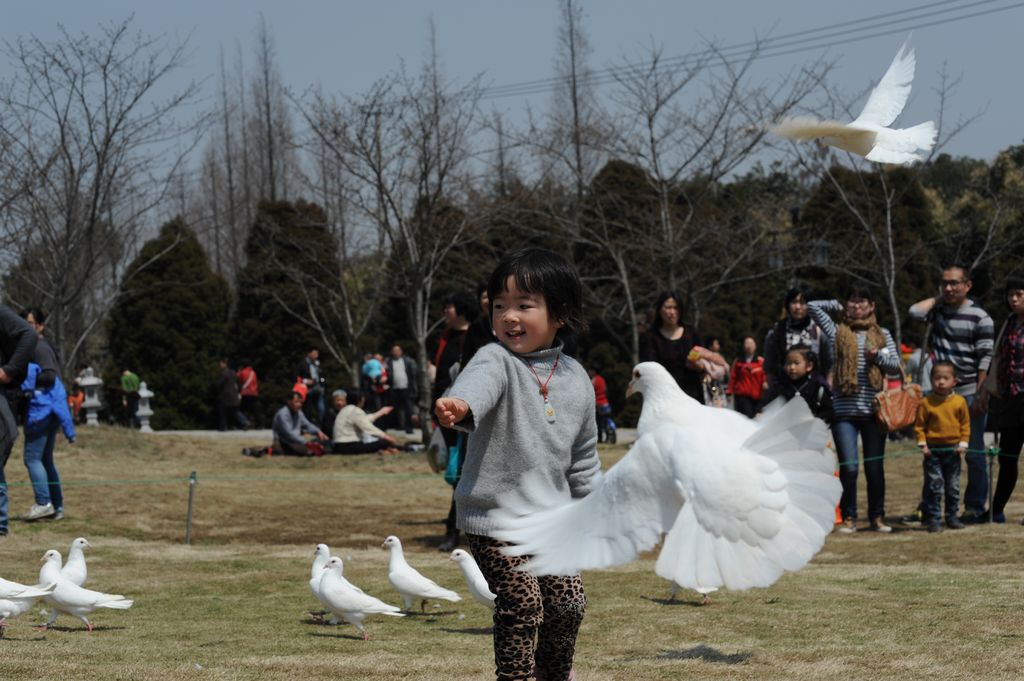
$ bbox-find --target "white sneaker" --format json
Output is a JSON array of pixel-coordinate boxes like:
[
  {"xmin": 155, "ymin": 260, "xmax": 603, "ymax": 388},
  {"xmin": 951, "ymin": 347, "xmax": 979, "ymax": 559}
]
[{"xmin": 21, "ymin": 503, "xmax": 55, "ymax": 521}]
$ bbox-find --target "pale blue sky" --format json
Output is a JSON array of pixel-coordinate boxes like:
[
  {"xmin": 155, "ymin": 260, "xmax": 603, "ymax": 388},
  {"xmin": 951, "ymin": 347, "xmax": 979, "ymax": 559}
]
[{"xmin": 4, "ymin": 0, "xmax": 1021, "ymax": 161}]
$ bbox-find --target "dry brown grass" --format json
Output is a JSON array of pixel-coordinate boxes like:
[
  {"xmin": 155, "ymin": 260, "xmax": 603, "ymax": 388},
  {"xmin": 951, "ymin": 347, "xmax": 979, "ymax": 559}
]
[{"xmin": 0, "ymin": 425, "xmax": 1022, "ymax": 680}]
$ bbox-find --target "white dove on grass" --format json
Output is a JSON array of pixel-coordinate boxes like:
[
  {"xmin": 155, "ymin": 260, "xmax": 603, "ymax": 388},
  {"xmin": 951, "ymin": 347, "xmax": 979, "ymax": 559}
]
[
  {"xmin": 449, "ymin": 549, "xmax": 496, "ymax": 610},
  {"xmin": 63, "ymin": 537, "xmax": 91, "ymax": 587},
  {"xmin": 37, "ymin": 550, "xmax": 133, "ymax": 631},
  {"xmin": 0, "ymin": 577, "xmax": 56, "ymax": 635},
  {"xmin": 490, "ymin": 395, "xmax": 841, "ymax": 595},
  {"xmin": 308, "ymin": 543, "xmax": 340, "ymax": 624},
  {"xmin": 319, "ymin": 557, "xmax": 404, "ymax": 640},
  {"xmin": 382, "ymin": 535, "xmax": 461, "ymax": 612},
  {"xmin": 770, "ymin": 40, "xmax": 936, "ymax": 165}
]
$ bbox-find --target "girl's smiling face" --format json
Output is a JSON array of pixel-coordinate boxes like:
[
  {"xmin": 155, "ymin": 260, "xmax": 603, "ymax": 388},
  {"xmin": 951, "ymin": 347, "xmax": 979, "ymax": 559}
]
[{"xmin": 492, "ymin": 276, "xmax": 562, "ymax": 354}]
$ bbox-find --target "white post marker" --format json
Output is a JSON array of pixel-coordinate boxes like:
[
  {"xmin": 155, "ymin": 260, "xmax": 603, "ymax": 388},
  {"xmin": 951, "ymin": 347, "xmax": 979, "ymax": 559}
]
[
  {"xmin": 137, "ymin": 381, "xmax": 154, "ymax": 433},
  {"xmin": 79, "ymin": 368, "xmax": 103, "ymax": 427}
]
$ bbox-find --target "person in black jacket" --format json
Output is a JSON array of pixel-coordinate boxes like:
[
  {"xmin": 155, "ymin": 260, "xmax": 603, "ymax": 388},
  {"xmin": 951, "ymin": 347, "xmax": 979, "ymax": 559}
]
[
  {"xmin": 0, "ymin": 304, "xmax": 39, "ymax": 536},
  {"xmin": 761, "ymin": 344, "xmax": 834, "ymax": 424}
]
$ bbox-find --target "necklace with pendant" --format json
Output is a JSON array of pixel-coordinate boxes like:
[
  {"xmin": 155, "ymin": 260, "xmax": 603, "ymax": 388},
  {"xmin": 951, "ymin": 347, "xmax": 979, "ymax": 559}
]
[{"xmin": 527, "ymin": 353, "xmax": 560, "ymax": 423}]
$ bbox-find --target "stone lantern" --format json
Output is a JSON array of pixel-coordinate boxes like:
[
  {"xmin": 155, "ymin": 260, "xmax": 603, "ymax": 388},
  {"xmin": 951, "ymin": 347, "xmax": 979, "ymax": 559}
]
[
  {"xmin": 79, "ymin": 368, "xmax": 103, "ymax": 427},
  {"xmin": 137, "ymin": 381, "xmax": 154, "ymax": 433}
]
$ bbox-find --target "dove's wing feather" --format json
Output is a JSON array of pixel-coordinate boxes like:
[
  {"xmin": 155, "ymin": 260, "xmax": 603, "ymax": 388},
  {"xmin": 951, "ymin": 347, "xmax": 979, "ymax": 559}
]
[
  {"xmin": 771, "ymin": 117, "xmax": 877, "ymax": 156},
  {"xmin": 389, "ymin": 568, "xmax": 460, "ymax": 602},
  {"xmin": 51, "ymin": 581, "xmax": 133, "ymax": 613},
  {"xmin": 865, "ymin": 121, "xmax": 937, "ymax": 164},
  {"xmin": 0, "ymin": 577, "xmax": 56, "ymax": 599},
  {"xmin": 492, "ymin": 429, "xmax": 684, "ymax": 575},
  {"xmin": 771, "ymin": 117, "xmax": 857, "ymax": 141},
  {"xmin": 321, "ymin": 573, "xmax": 403, "ymax": 616},
  {"xmin": 853, "ymin": 42, "xmax": 915, "ymax": 127},
  {"xmin": 656, "ymin": 398, "xmax": 840, "ymax": 591}
]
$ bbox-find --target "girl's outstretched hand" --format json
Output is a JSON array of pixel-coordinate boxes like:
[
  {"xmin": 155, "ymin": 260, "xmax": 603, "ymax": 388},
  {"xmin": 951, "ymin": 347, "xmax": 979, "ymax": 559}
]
[{"xmin": 435, "ymin": 397, "xmax": 470, "ymax": 427}]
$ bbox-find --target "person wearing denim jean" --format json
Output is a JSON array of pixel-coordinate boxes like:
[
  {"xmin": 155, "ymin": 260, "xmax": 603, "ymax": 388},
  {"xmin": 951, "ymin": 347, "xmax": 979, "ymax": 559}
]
[
  {"xmin": 19, "ymin": 309, "xmax": 74, "ymax": 521},
  {"xmin": 0, "ymin": 305, "xmax": 38, "ymax": 537},
  {"xmin": 909, "ymin": 265, "xmax": 995, "ymax": 522},
  {"xmin": 809, "ymin": 289, "xmax": 902, "ymax": 533}
]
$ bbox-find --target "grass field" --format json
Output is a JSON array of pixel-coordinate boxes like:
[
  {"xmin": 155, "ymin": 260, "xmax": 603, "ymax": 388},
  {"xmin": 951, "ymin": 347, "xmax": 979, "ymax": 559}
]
[{"xmin": 1, "ymin": 425, "xmax": 1022, "ymax": 680}]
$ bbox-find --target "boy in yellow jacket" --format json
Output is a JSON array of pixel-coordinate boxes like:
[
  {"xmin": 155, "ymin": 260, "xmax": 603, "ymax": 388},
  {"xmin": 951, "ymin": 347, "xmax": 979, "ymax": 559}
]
[{"xmin": 915, "ymin": 361, "xmax": 971, "ymax": 533}]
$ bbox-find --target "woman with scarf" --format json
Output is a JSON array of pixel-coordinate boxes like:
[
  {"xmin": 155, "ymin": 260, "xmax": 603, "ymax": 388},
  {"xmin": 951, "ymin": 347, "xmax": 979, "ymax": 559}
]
[
  {"xmin": 809, "ymin": 288, "xmax": 901, "ymax": 534},
  {"xmin": 988, "ymin": 276, "xmax": 1024, "ymax": 523},
  {"xmin": 764, "ymin": 286, "xmax": 833, "ymax": 391}
]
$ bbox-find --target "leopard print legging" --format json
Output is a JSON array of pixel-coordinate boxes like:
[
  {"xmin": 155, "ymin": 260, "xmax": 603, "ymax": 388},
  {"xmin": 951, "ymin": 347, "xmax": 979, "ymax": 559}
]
[{"xmin": 466, "ymin": 533, "xmax": 586, "ymax": 681}]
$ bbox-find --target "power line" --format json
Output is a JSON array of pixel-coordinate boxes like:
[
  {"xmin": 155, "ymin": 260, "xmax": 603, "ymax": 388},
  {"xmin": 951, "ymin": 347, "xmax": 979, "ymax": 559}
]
[
  {"xmin": 481, "ymin": 0, "xmax": 980, "ymax": 97},
  {"xmin": 478, "ymin": 0, "xmax": 1023, "ymax": 101}
]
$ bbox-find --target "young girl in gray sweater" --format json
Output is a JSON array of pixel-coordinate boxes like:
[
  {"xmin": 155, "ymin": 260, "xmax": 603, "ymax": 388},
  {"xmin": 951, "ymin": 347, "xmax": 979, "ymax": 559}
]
[{"xmin": 436, "ymin": 248, "xmax": 600, "ymax": 681}]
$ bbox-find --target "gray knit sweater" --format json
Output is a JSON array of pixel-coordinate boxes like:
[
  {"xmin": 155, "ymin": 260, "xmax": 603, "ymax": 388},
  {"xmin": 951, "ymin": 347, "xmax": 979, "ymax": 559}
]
[{"xmin": 449, "ymin": 341, "xmax": 601, "ymax": 535}]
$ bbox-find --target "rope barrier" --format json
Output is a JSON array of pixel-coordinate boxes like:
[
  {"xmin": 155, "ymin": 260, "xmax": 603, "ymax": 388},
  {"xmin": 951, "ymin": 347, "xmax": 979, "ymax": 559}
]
[
  {"xmin": 0, "ymin": 470, "xmax": 438, "ymax": 488},
  {"xmin": 840, "ymin": 446, "xmax": 1007, "ymax": 467}
]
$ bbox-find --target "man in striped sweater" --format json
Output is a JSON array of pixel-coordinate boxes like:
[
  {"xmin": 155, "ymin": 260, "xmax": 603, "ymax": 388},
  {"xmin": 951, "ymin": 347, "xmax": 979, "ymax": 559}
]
[{"xmin": 909, "ymin": 265, "xmax": 995, "ymax": 523}]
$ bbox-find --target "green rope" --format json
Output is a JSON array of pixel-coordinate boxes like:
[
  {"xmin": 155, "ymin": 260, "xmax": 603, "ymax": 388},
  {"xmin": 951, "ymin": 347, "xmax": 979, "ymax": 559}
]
[{"xmin": 0, "ymin": 470, "xmax": 437, "ymax": 488}]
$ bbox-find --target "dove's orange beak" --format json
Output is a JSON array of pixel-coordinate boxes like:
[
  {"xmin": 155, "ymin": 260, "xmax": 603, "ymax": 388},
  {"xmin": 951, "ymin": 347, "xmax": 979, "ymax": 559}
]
[{"xmin": 625, "ymin": 381, "xmax": 636, "ymax": 398}]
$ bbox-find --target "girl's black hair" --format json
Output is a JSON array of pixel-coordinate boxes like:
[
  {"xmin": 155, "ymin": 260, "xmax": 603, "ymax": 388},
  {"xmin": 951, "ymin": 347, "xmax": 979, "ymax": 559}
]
[
  {"xmin": 345, "ymin": 386, "xmax": 364, "ymax": 405},
  {"xmin": 785, "ymin": 343, "xmax": 817, "ymax": 368},
  {"xmin": 444, "ymin": 291, "xmax": 479, "ymax": 323},
  {"xmin": 1004, "ymin": 275, "xmax": 1024, "ymax": 297},
  {"xmin": 783, "ymin": 285, "xmax": 811, "ymax": 308},
  {"xmin": 19, "ymin": 307, "xmax": 46, "ymax": 325},
  {"xmin": 845, "ymin": 284, "xmax": 876, "ymax": 303},
  {"xmin": 487, "ymin": 248, "xmax": 586, "ymax": 334},
  {"xmin": 651, "ymin": 290, "xmax": 685, "ymax": 330}
]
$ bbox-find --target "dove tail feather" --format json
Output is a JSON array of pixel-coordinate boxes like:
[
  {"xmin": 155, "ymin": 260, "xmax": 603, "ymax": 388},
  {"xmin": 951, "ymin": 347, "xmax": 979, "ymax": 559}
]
[{"xmin": 98, "ymin": 598, "xmax": 133, "ymax": 609}]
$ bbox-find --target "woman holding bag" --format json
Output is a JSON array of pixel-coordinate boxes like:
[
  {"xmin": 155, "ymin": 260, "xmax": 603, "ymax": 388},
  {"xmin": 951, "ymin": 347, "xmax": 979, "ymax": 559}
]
[
  {"xmin": 987, "ymin": 276, "xmax": 1024, "ymax": 524},
  {"xmin": 809, "ymin": 287, "xmax": 902, "ymax": 534}
]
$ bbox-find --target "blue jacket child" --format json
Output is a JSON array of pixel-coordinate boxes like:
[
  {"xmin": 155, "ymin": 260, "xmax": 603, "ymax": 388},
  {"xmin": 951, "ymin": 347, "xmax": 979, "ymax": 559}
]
[{"xmin": 21, "ymin": 362, "xmax": 76, "ymax": 441}]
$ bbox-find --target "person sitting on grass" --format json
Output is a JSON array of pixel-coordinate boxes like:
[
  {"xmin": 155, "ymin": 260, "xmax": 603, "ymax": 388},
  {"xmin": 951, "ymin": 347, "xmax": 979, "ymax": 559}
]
[
  {"xmin": 330, "ymin": 388, "xmax": 400, "ymax": 455},
  {"xmin": 915, "ymin": 361, "xmax": 971, "ymax": 533},
  {"xmin": 242, "ymin": 391, "xmax": 327, "ymax": 458},
  {"xmin": 761, "ymin": 344, "xmax": 834, "ymax": 424}
]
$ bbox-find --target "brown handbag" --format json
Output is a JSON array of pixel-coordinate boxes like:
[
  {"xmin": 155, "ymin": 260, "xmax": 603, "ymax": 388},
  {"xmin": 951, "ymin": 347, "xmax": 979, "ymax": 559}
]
[{"xmin": 873, "ymin": 382, "xmax": 923, "ymax": 433}]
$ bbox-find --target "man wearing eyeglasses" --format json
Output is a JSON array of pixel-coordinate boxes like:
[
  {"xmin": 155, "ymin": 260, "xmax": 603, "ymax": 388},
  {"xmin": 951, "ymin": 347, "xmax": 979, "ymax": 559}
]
[{"xmin": 910, "ymin": 264, "xmax": 995, "ymax": 523}]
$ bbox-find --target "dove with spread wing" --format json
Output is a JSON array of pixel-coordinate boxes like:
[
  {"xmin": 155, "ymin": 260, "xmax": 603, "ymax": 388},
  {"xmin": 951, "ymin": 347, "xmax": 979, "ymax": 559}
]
[
  {"xmin": 771, "ymin": 40, "xmax": 936, "ymax": 165},
  {"xmin": 490, "ymin": 384, "xmax": 841, "ymax": 595}
]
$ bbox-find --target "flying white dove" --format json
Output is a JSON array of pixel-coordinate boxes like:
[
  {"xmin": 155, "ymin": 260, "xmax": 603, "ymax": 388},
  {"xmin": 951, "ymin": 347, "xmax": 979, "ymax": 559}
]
[
  {"xmin": 770, "ymin": 40, "xmax": 936, "ymax": 165},
  {"xmin": 319, "ymin": 557, "xmax": 404, "ymax": 640},
  {"xmin": 37, "ymin": 550, "xmax": 133, "ymax": 631},
  {"xmin": 629, "ymin": 362, "xmax": 757, "ymax": 440},
  {"xmin": 0, "ymin": 577, "xmax": 56, "ymax": 634},
  {"xmin": 449, "ymin": 549, "xmax": 496, "ymax": 610},
  {"xmin": 490, "ymin": 395, "xmax": 842, "ymax": 595},
  {"xmin": 63, "ymin": 537, "xmax": 91, "ymax": 587},
  {"xmin": 382, "ymin": 535, "xmax": 461, "ymax": 612}
]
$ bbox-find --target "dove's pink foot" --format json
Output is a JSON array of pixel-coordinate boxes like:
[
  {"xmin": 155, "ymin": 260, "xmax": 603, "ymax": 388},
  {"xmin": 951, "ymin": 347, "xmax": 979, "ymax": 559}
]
[
  {"xmin": 361, "ymin": 631, "xmax": 370, "ymax": 641},
  {"xmin": 32, "ymin": 624, "xmax": 48, "ymax": 631},
  {"xmin": 700, "ymin": 594, "xmax": 711, "ymax": 606}
]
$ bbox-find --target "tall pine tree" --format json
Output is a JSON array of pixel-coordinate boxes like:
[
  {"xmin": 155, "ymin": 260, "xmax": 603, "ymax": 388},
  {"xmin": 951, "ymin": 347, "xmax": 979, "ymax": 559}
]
[{"xmin": 108, "ymin": 219, "xmax": 231, "ymax": 429}]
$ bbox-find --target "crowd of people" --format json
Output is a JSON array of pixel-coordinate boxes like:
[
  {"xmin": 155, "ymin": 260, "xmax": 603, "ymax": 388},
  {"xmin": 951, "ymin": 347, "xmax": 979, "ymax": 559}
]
[{"xmin": 641, "ymin": 266, "xmax": 1023, "ymax": 534}]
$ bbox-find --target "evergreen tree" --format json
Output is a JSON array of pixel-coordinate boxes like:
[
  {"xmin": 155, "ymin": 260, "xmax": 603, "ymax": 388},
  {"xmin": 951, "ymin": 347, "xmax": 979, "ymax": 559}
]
[
  {"xmin": 233, "ymin": 200, "xmax": 344, "ymax": 419},
  {"xmin": 107, "ymin": 219, "xmax": 231, "ymax": 429}
]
